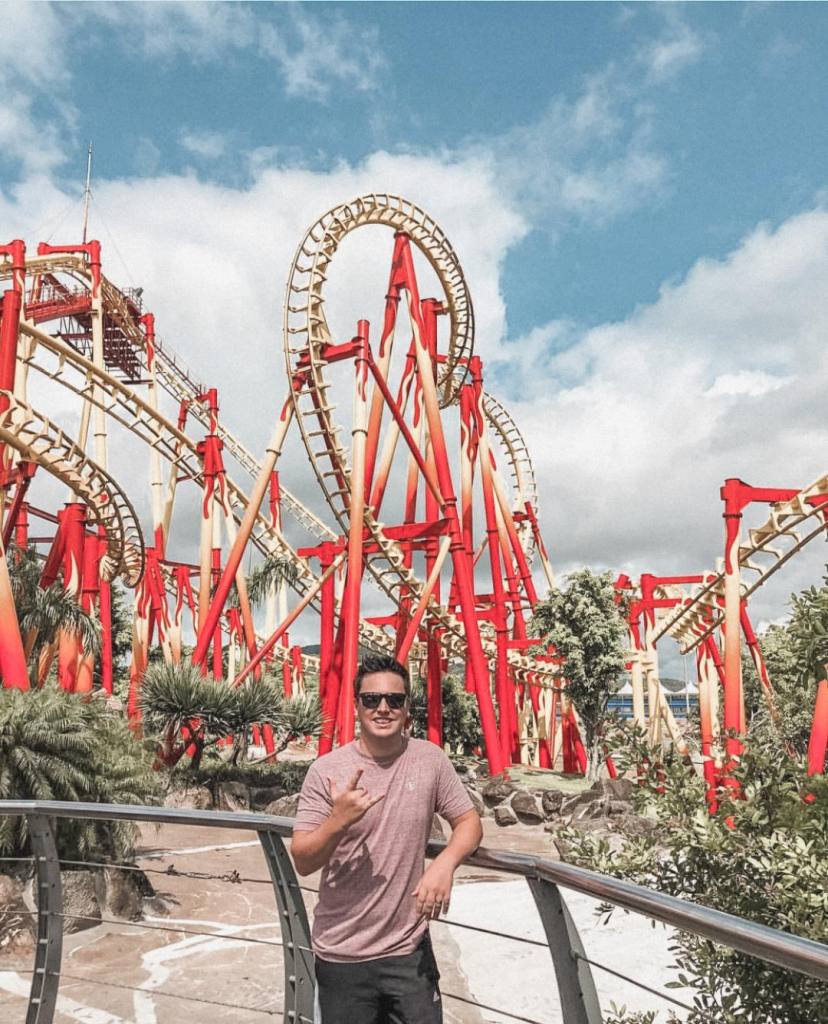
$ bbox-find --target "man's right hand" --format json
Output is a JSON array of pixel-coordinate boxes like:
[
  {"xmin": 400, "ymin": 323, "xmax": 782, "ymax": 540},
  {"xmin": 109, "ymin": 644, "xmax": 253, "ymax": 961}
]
[{"xmin": 328, "ymin": 768, "xmax": 385, "ymax": 829}]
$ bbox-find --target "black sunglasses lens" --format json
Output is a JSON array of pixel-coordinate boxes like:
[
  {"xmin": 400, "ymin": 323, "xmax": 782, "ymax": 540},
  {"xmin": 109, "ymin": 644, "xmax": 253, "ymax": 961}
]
[{"xmin": 360, "ymin": 693, "xmax": 406, "ymax": 710}]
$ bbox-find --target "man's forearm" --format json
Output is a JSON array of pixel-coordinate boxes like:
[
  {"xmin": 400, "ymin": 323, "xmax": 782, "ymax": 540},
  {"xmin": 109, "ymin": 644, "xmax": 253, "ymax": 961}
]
[
  {"xmin": 291, "ymin": 815, "xmax": 348, "ymax": 875},
  {"xmin": 435, "ymin": 814, "xmax": 482, "ymax": 871}
]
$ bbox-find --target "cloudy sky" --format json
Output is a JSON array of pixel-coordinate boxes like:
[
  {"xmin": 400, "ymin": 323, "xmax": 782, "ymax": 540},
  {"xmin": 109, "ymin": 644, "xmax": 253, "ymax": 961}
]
[{"xmin": 3, "ymin": 2, "xmax": 828, "ymax": 657}]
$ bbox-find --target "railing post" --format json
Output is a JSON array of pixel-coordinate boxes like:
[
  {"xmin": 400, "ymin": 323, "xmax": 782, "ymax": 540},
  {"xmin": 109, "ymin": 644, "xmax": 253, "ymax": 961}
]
[
  {"xmin": 527, "ymin": 877, "xmax": 602, "ymax": 1024},
  {"xmin": 26, "ymin": 814, "xmax": 63, "ymax": 1024},
  {"xmin": 258, "ymin": 829, "xmax": 315, "ymax": 1024}
]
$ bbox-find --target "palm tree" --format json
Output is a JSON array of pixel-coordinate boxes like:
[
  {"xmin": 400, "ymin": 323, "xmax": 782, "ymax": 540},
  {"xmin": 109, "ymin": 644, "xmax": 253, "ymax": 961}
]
[
  {"xmin": 139, "ymin": 662, "xmax": 323, "ymax": 768},
  {"xmin": 226, "ymin": 553, "xmax": 297, "ymax": 609},
  {"xmin": 0, "ymin": 685, "xmax": 159, "ymax": 860},
  {"xmin": 8, "ymin": 543, "xmax": 101, "ymax": 684}
]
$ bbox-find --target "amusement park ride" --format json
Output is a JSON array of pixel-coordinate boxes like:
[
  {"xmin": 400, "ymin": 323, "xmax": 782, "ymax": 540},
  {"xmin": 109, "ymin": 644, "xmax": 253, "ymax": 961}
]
[{"xmin": 0, "ymin": 193, "xmax": 826, "ymax": 803}]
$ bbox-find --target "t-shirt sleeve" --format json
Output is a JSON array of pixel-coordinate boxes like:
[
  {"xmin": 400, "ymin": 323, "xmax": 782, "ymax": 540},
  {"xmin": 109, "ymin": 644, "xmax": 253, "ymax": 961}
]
[
  {"xmin": 293, "ymin": 763, "xmax": 332, "ymax": 832},
  {"xmin": 434, "ymin": 753, "xmax": 474, "ymax": 823}
]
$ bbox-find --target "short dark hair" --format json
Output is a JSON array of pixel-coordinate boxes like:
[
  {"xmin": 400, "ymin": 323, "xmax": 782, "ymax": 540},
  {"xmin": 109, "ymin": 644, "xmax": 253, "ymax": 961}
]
[{"xmin": 353, "ymin": 654, "xmax": 410, "ymax": 700}]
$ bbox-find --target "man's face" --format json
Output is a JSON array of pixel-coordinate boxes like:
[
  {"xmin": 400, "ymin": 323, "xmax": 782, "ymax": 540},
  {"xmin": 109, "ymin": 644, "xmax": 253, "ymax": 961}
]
[{"xmin": 355, "ymin": 670, "xmax": 408, "ymax": 743}]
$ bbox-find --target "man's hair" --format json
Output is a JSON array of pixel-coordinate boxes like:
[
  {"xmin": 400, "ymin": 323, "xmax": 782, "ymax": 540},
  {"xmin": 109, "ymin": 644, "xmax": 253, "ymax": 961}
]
[{"xmin": 353, "ymin": 654, "xmax": 411, "ymax": 700}]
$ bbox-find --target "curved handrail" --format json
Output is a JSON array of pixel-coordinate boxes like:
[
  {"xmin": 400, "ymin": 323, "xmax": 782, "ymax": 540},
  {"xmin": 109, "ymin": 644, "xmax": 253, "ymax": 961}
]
[{"xmin": 2, "ymin": 799, "xmax": 825, "ymax": 983}]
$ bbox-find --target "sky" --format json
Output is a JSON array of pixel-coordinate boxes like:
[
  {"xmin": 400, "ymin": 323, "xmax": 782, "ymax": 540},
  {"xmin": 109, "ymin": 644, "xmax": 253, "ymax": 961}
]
[{"xmin": 3, "ymin": 1, "xmax": 828, "ymax": 664}]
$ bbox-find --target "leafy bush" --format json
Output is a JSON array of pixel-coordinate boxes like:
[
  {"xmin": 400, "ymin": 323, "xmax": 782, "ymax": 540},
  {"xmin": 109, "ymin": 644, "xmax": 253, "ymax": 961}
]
[
  {"xmin": 564, "ymin": 725, "xmax": 828, "ymax": 1023},
  {"xmin": 140, "ymin": 661, "xmax": 322, "ymax": 768},
  {"xmin": 410, "ymin": 672, "xmax": 482, "ymax": 752},
  {"xmin": 172, "ymin": 758, "xmax": 312, "ymax": 795},
  {"xmin": 0, "ymin": 686, "xmax": 159, "ymax": 861}
]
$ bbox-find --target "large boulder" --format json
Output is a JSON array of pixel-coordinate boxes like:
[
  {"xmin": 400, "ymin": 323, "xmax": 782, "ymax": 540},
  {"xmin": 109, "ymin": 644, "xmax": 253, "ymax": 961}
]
[
  {"xmin": 493, "ymin": 804, "xmax": 518, "ymax": 827},
  {"xmin": 266, "ymin": 793, "xmax": 301, "ymax": 818},
  {"xmin": 214, "ymin": 781, "xmax": 251, "ymax": 812},
  {"xmin": 511, "ymin": 791, "xmax": 543, "ymax": 825},
  {"xmin": 164, "ymin": 785, "xmax": 212, "ymax": 811},
  {"xmin": 540, "ymin": 789, "xmax": 564, "ymax": 819},
  {"xmin": 60, "ymin": 871, "xmax": 101, "ymax": 933},
  {"xmin": 250, "ymin": 786, "xmax": 287, "ymax": 811},
  {"xmin": 464, "ymin": 785, "xmax": 486, "ymax": 817},
  {"xmin": 597, "ymin": 777, "xmax": 635, "ymax": 803},
  {"xmin": 482, "ymin": 777, "xmax": 517, "ymax": 807},
  {"xmin": 101, "ymin": 868, "xmax": 154, "ymax": 921}
]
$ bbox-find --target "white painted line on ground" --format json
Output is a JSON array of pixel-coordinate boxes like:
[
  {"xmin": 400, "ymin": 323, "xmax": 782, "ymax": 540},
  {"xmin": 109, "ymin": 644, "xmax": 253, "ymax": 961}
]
[
  {"xmin": 140, "ymin": 839, "xmax": 260, "ymax": 858},
  {"xmin": 0, "ymin": 970, "xmax": 129, "ymax": 1024}
]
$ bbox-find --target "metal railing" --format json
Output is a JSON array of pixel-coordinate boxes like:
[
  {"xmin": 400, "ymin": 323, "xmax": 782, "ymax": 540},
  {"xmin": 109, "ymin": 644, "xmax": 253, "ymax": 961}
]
[{"xmin": 1, "ymin": 800, "xmax": 826, "ymax": 1024}]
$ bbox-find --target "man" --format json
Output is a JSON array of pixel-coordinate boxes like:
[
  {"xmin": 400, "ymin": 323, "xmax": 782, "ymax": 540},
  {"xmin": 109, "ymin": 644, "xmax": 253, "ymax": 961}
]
[{"xmin": 292, "ymin": 653, "xmax": 483, "ymax": 1024}]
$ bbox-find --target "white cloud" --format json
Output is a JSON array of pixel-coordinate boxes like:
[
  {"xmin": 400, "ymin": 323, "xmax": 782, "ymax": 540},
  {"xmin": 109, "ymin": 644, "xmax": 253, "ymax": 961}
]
[
  {"xmin": 639, "ymin": 15, "xmax": 708, "ymax": 82},
  {"xmin": 706, "ymin": 370, "xmax": 794, "ymax": 398},
  {"xmin": 179, "ymin": 130, "xmax": 228, "ymax": 161}
]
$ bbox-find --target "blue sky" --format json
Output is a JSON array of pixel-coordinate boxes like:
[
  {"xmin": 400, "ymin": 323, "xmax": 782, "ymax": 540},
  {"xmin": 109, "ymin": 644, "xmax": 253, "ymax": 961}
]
[{"xmin": 4, "ymin": 1, "xmax": 828, "ymax": 649}]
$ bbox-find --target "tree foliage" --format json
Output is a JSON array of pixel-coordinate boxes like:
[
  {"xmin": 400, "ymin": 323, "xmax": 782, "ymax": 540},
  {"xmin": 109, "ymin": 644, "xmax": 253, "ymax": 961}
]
[
  {"xmin": 564, "ymin": 721, "xmax": 828, "ymax": 1022},
  {"xmin": 140, "ymin": 661, "xmax": 322, "ymax": 768},
  {"xmin": 410, "ymin": 672, "xmax": 482, "ymax": 752},
  {"xmin": 0, "ymin": 685, "xmax": 159, "ymax": 861},
  {"xmin": 530, "ymin": 569, "xmax": 627, "ymax": 774}
]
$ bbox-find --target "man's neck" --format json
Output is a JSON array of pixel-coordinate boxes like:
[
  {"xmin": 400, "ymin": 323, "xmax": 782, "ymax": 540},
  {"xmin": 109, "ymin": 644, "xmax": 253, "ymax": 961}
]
[{"xmin": 357, "ymin": 733, "xmax": 406, "ymax": 760}]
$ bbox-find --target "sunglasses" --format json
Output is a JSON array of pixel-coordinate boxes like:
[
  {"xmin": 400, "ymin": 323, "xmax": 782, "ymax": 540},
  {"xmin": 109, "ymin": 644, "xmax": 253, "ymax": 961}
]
[{"xmin": 358, "ymin": 692, "xmax": 407, "ymax": 710}]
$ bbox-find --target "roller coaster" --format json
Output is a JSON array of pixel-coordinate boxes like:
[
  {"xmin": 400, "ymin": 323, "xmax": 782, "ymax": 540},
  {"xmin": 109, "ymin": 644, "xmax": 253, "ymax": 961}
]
[{"xmin": 1, "ymin": 194, "xmax": 826, "ymax": 793}]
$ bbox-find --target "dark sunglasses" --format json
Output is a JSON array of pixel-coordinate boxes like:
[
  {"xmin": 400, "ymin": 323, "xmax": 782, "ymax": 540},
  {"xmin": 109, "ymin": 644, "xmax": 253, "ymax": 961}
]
[{"xmin": 358, "ymin": 692, "xmax": 407, "ymax": 710}]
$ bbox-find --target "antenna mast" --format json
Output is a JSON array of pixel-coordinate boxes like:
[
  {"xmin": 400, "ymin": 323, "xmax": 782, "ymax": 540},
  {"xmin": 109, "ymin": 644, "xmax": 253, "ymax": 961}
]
[{"xmin": 81, "ymin": 142, "xmax": 93, "ymax": 244}]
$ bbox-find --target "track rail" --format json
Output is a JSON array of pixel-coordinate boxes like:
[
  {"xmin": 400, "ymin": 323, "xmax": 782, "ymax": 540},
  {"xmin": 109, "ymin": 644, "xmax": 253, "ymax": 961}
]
[
  {"xmin": 657, "ymin": 472, "xmax": 828, "ymax": 651},
  {"xmin": 0, "ymin": 391, "xmax": 144, "ymax": 585}
]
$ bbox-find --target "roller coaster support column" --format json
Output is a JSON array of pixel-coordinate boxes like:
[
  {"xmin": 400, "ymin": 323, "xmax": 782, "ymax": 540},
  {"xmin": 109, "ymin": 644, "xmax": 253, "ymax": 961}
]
[
  {"xmin": 98, "ymin": 529, "xmax": 113, "ymax": 694},
  {"xmin": 740, "ymin": 601, "xmax": 780, "ymax": 723},
  {"xmin": 141, "ymin": 315, "xmax": 166, "ymax": 552},
  {"xmin": 75, "ymin": 527, "xmax": 101, "ymax": 694},
  {"xmin": 192, "ymin": 389, "xmax": 299, "ymax": 669},
  {"xmin": 396, "ymin": 236, "xmax": 503, "ymax": 774},
  {"xmin": 299, "ymin": 540, "xmax": 342, "ymax": 756},
  {"xmin": 0, "ymin": 286, "xmax": 29, "ymax": 689},
  {"xmin": 471, "ymin": 359, "xmax": 512, "ymax": 766},
  {"xmin": 807, "ymin": 679, "xmax": 828, "ymax": 776},
  {"xmin": 337, "ymin": 321, "xmax": 371, "ymax": 746},
  {"xmin": 56, "ymin": 503, "xmax": 86, "ymax": 692}
]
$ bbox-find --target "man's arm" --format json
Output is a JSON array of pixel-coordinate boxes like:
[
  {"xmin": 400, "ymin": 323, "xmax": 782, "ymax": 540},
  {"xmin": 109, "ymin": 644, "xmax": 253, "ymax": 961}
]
[
  {"xmin": 291, "ymin": 768, "xmax": 384, "ymax": 876},
  {"xmin": 412, "ymin": 808, "xmax": 482, "ymax": 918}
]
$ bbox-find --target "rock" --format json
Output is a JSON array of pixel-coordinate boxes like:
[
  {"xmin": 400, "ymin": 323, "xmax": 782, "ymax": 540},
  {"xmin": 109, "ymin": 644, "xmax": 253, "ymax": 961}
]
[
  {"xmin": 266, "ymin": 793, "xmax": 300, "ymax": 818},
  {"xmin": 60, "ymin": 870, "xmax": 101, "ymax": 933},
  {"xmin": 622, "ymin": 814, "xmax": 659, "ymax": 836},
  {"xmin": 511, "ymin": 791, "xmax": 543, "ymax": 825},
  {"xmin": 482, "ymin": 776, "xmax": 517, "ymax": 807},
  {"xmin": 598, "ymin": 777, "xmax": 635, "ymax": 802},
  {"xmin": 0, "ymin": 873, "xmax": 23, "ymax": 905},
  {"xmin": 464, "ymin": 785, "xmax": 485, "ymax": 817},
  {"xmin": 164, "ymin": 785, "xmax": 213, "ymax": 810},
  {"xmin": 250, "ymin": 786, "xmax": 287, "ymax": 811},
  {"xmin": 608, "ymin": 800, "xmax": 629, "ymax": 818},
  {"xmin": 493, "ymin": 804, "xmax": 518, "ymax": 827},
  {"xmin": 430, "ymin": 815, "xmax": 445, "ymax": 840},
  {"xmin": 101, "ymin": 868, "xmax": 154, "ymax": 920},
  {"xmin": 540, "ymin": 789, "xmax": 564, "ymax": 819},
  {"xmin": 560, "ymin": 788, "xmax": 602, "ymax": 817},
  {"xmin": 215, "ymin": 781, "xmax": 251, "ymax": 812}
]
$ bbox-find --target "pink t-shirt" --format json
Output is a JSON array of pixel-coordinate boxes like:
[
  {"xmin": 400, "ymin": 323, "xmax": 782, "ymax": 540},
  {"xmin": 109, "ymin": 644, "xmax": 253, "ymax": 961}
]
[{"xmin": 293, "ymin": 737, "xmax": 473, "ymax": 962}]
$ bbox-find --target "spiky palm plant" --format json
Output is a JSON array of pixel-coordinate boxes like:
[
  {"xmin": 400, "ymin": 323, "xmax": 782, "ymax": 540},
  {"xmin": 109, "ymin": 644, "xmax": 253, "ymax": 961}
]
[
  {"xmin": 226, "ymin": 553, "xmax": 298, "ymax": 609},
  {"xmin": 0, "ymin": 686, "xmax": 159, "ymax": 860},
  {"xmin": 7, "ymin": 543, "xmax": 101, "ymax": 681},
  {"xmin": 139, "ymin": 662, "xmax": 237, "ymax": 769}
]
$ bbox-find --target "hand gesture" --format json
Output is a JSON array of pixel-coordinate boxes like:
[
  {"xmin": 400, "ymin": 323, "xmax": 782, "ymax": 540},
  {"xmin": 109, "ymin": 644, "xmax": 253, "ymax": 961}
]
[
  {"xmin": 328, "ymin": 769, "xmax": 384, "ymax": 830},
  {"xmin": 412, "ymin": 860, "xmax": 454, "ymax": 919}
]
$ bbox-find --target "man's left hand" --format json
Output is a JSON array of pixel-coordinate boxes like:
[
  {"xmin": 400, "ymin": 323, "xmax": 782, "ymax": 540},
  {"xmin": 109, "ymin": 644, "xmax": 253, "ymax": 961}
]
[{"xmin": 412, "ymin": 860, "xmax": 454, "ymax": 919}]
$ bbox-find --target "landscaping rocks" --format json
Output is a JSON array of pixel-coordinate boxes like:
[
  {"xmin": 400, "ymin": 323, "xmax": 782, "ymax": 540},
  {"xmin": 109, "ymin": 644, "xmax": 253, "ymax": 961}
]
[
  {"xmin": 540, "ymin": 789, "xmax": 564, "ymax": 818},
  {"xmin": 250, "ymin": 786, "xmax": 287, "ymax": 811},
  {"xmin": 266, "ymin": 793, "xmax": 301, "ymax": 818},
  {"xmin": 101, "ymin": 867, "xmax": 154, "ymax": 921},
  {"xmin": 464, "ymin": 785, "xmax": 486, "ymax": 817},
  {"xmin": 511, "ymin": 791, "xmax": 543, "ymax": 825},
  {"xmin": 164, "ymin": 785, "xmax": 212, "ymax": 811},
  {"xmin": 493, "ymin": 804, "xmax": 518, "ymax": 827},
  {"xmin": 214, "ymin": 781, "xmax": 251, "ymax": 812},
  {"xmin": 481, "ymin": 777, "xmax": 517, "ymax": 807},
  {"xmin": 60, "ymin": 870, "xmax": 101, "ymax": 933}
]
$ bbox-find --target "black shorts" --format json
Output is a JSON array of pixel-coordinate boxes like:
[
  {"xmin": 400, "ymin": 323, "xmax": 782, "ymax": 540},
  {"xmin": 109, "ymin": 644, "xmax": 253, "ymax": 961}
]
[{"xmin": 314, "ymin": 933, "xmax": 442, "ymax": 1024}]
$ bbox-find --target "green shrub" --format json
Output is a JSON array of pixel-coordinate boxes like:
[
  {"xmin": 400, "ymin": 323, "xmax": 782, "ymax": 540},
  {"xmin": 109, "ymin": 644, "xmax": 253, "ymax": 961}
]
[{"xmin": 0, "ymin": 686, "xmax": 159, "ymax": 862}]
